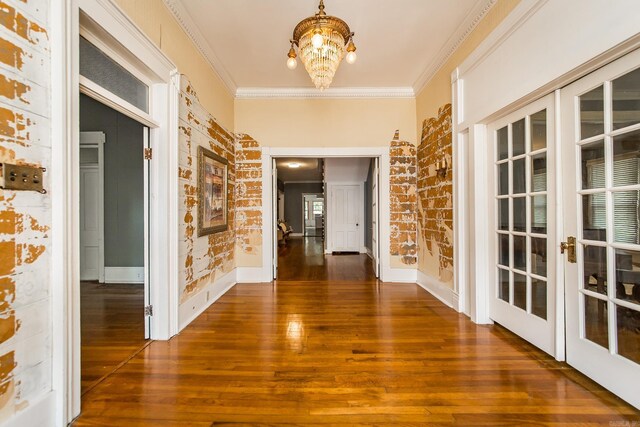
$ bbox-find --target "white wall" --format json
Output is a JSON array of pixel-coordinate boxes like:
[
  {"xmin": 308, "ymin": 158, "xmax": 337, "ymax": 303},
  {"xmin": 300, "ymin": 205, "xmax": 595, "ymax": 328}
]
[{"xmin": 324, "ymin": 158, "xmax": 371, "ymax": 182}]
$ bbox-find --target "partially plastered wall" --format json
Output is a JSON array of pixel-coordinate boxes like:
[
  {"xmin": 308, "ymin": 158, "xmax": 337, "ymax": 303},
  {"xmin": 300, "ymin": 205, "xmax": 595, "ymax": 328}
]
[
  {"xmin": 0, "ymin": 0, "xmax": 51, "ymax": 421},
  {"xmin": 417, "ymin": 104, "xmax": 453, "ymax": 287},
  {"xmin": 178, "ymin": 76, "xmax": 236, "ymax": 313},
  {"xmin": 235, "ymin": 134, "xmax": 262, "ymax": 268},
  {"xmin": 389, "ymin": 131, "xmax": 418, "ymax": 268}
]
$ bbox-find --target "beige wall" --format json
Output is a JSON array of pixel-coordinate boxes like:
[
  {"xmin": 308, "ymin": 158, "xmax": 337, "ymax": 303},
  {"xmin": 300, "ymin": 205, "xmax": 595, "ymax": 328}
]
[
  {"xmin": 235, "ymin": 98, "xmax": 417, "ymax": 147},
  {"xmin": 114, "ymin": 0, "xmax": 235, "ymax": 130},
  {"xmin": 415, "ymin": 0, "xmax": 520, "ymax": 133}
]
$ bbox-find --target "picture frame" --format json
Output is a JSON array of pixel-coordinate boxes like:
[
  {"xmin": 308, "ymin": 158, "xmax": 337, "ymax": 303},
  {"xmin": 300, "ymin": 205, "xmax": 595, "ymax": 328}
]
[{"xmin": 197, "ymin": 146, "xmax": 228, "ymax": 236}]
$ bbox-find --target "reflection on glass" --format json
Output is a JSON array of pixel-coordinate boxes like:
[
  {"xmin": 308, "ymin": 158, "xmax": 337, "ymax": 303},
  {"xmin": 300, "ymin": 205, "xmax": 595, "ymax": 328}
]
[
  {"xmin": 531, "ymin": 154, "xmax": 547, "ymax": 192},
  {"xmin": 612, "ymin": 67, "xmax": 640, "ymax": 131},
  {"xmin": 583, "ymin": 244, "xmax": 607, "ymax": 295},
  {"xmin": 532, "ymin": 278, "xmax": 547, "ymax": 320},
  {"xmin": 513, "ymin": 118, "xmax": 526, "ymax": 156},
  {"xmin": 582, "ymin": 194, "xmax": 606, "ymax": 241},
  {"xmin": 530, "ymin": 195, "xmax": 546, "ymax": 234},
  {"xmin": 497, "ymin": 126, "xmax": 509, "ymax": 160},
  {"xmin": 498, "ymin": 199, "xmax": 509, "ymax": 231},
  {"xmin": 616, "ymin": 305, "xmax": 640, "ymax": 364},
  {"xmin": 513, "ymin": 273, "xmax": 527, "ymax": 311},
  {"xmin": 580, "ymin": 85, "xmax": 604, "ymax": 140},
  {"xmin": 615, "ymin": 249, "xmax": 640, "ymax": 306},
  {"xmin": 499, "ymin": 268, "xmax": 509, "ymax": 303},
  {"xmin": 513, "ymin": 197, "xmax": 526, "ymax": 232},
  {"xmin": 531, "ymin": 110, "xmax": 547, "ymax": 151},
  {"xmin": 513, "ymin": 235, "xmax": 527, "ymax": 272},
  {"xmin": 581, "ymin": 140, "xmax": 605, "ymax": 190},
  {"xmin": 513, "ymin": 158, "xmax": 526, "ymax": 194},
  {"xmin": 531, "ymin": 237, "xmax": 547, "ymax": 277},
  {"xmin": 499, "ymin": 163, "xmax": 509, "ymax": 195},
  {"xmin": 613, "ymin": 191, "xmax": 640, "ymax": 245},
  {"xmin": 584, "ymin": 295, "xmax": 609, "ymax": 350},
  {"xmin": 498, "ymin": 233, "xmax": 510, "ymax": 267},
  {"xmin": 612, "ymin": 129, "xmax": 640, "ymax": 187}
]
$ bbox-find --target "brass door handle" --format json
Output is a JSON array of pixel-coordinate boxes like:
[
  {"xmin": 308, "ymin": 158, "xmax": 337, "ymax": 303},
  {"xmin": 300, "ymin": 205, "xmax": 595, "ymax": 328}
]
[{"xmin": 560, "ymin": 236, "xmax": 577, "ymax": 263}]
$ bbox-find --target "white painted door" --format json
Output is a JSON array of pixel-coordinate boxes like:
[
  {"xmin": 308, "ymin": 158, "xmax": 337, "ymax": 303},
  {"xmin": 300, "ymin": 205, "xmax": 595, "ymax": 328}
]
[
  {"xmin": 488, "ymin": 94, "xmax": 558, "ymax": 357},
  {"xmin": 561, "ymin": 48, "xmax": 640, "ymax": 409},
  {"xmin": 273, "ymin": 158, "xmax": 278, "ymax": 279},
  {"xmin": 372, "ymin": 158, "xmax": 380, "ymax": 277},
  {"xmin": 332, "ymin": 185, "xmax": 360, "ymax": 252},
  {"xmin": 80, "ymin": 163, "xmax": 100, "ymax": 281}
]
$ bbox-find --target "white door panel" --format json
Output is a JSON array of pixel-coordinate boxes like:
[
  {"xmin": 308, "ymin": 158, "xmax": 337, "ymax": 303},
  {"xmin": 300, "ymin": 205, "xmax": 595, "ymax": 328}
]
[{"xmin": 80, "ymin": 164, "xmax": 99, "ymax": 281}]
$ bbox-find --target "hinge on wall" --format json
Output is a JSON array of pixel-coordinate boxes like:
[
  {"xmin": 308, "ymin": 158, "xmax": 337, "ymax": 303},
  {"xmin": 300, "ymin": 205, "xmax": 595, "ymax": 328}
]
[
  {"xmin": 144, "ymin": 305, "xmax": 153, "ymax": 316},
  {"xmin": 144, "ymin": 148, "xmax": 153, "ymax": 160}
]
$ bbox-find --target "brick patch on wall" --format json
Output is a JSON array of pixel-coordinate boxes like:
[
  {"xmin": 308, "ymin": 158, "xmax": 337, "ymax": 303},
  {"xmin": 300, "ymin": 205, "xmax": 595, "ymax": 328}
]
[
  {"xmin": 235, "ymin": 134, "xmax": 262, "ymax": 267},
  {"xmin": 389, "ymin": 131, "xmax": 418, "ymax": 266},
  {"xmin": 417, "ymin": 104, "xmax": 453, "ymax": 284},
  {"xmin": 179, "ymin": 77, "xmax": 236, "ymax": 303}
]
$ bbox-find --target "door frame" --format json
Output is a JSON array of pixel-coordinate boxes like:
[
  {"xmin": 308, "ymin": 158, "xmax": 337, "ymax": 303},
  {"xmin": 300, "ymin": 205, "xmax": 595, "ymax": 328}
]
[
  {"xmin": 79, "ymin": 131, "xmax": 105, "ymax": 283},
  {"xmin": 51, "ymin": 0, "xmax": 180, "ymax": 424},
  {"xmin": 301, "ymin": 193, "xmax": 323, "ymax": 237},
  {"xmin": 261, "ymin": 147, "xmax": 411, "ymax": 283}
]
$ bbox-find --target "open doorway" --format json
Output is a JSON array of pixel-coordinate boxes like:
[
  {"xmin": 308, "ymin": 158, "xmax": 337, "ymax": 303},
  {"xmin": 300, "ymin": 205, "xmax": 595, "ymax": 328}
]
[
  {"xmin": 79, "ymin": 94, "xmax": 150, "ymax": 394},
  {"xmin": 274, "ymin": 157, "xmax": 379, "ymax": 281}
]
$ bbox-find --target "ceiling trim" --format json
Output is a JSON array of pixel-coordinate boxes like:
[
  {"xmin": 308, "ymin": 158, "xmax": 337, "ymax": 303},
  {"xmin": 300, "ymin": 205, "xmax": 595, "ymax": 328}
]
[
  {"xmin": 236, "ymin": 87, "xmax": 416, "ymax": 99},
  {"xmin": 163, "ymin": 0, "xmax": 237, "ymax": 95},
  {"xmin": 413, "ymin": 0, "xmax": 497, "ymax": 94}
]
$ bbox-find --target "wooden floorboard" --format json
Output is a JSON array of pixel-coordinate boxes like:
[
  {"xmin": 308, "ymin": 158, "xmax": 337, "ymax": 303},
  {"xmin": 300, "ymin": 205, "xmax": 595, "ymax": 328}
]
[
  {"xmin": 74, "ymin": 278, "xmax": 639, "ymax": 425},
  {"xmin": 81, "ymin": 281, "xmax": 148, "ymax": 394}
]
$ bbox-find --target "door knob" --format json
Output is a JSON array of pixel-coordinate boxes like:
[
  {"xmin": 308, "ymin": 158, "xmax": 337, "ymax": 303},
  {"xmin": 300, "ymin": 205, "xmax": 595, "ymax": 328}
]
[{"xmin": 560, "ymin": 236, "xmax": 577, "ymax": 263}]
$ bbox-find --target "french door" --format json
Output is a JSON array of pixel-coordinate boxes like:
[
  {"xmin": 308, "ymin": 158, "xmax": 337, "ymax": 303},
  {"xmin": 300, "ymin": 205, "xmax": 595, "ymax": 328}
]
[
  {"xmin": 561, "ymin": 48, "xmax": 640, "ymax": 408},
  {"xmin": 488, "ymin": 94, "xmax": 558, "ymax": 356}
]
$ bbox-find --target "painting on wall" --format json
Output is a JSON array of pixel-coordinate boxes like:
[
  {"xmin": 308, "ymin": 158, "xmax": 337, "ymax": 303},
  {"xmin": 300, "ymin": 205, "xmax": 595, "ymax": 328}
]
[{"xmin": 198, "ymin": 146, "xmax": 228, "ymax": 235}]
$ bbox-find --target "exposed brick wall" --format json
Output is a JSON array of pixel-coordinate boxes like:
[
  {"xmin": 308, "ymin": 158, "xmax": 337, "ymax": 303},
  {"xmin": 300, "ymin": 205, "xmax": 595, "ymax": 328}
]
[
  {"xmin": 0, "ymin": 0, "xmax": 50, "ymax": 420},
  {"xmin": 389, "ymin": 131, "xmax": 417, "ymax": 267},
  {"xmin": 179, "ymin": 77, "xmax": 236, "ymax": 305},
  {"xmin": 417, "ymin": 104, "xmax": 453, "ymax": 285},
  {"xmin": 235, "ymin": 134, "xmax": 262, "ymax": 267}
]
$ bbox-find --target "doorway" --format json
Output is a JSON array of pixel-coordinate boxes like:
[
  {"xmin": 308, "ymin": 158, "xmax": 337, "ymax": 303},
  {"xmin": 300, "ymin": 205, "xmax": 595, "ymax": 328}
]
[{"xmin": 79, "ymin": 94, "xmax": 150, "ymax": 394}]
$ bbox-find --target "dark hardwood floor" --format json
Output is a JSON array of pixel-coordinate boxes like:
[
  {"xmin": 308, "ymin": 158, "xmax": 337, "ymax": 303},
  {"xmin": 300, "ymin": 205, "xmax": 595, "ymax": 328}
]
[
  {"xmin": 81, "ymin": 281, "xmax": 149, "ymax": 394},
  {"xmin": 278, "ymin": 236, "xmax": 376, "ymax": 282},
  {"xmin": 74, "ymin": 277, "xmax": 639, "ymax": 425}
]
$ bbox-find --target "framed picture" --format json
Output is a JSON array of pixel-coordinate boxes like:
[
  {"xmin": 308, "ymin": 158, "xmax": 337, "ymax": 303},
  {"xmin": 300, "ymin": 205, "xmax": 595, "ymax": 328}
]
[{"xmin": 197, "ymin": 146, "xmax": 228, "ymax": 236}]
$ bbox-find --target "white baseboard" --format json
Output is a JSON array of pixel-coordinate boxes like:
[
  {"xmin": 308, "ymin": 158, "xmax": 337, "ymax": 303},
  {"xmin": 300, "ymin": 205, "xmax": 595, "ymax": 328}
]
[
  {"xmin": 416, "ymin": 270, "xmax": 455, "ymax": 308},
  {"xmin": 104, "ymin": 267, "xmax": 144, "ymax": 284},
  {"xmin": 383, "ymin": 268, "xmax": 418, "ymax": 283},
  {"xmin": 178, "ymin": 269, "xmax": 237, "ymax": 332},
  {"xmin": 365, "ymin": 248, "xmax": 373, "ymax": 259},
  {"xmin": 237, "ymin": 267, "xmax": 271, "ymax": 283},
  {"xmin": 3, "ymin": 391, "xmax": 55, "ymax": 427},
  {"xmin": 360, "ymin": 246, "xmax": 368, "ymax": 254}
]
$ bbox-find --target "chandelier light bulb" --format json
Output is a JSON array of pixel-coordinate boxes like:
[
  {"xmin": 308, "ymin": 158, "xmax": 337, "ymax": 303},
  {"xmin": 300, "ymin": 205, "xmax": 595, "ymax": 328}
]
[
  {"xmin": 346, "ymin": 51, "xmax": 357, "ymax": 64},
  {"xmin": 287, "ymin": 57, "xmax": 298, "ymax": 70},
  {"xmin": 311, "ymin": 31, "xmax": 324, "ymax": 49}
]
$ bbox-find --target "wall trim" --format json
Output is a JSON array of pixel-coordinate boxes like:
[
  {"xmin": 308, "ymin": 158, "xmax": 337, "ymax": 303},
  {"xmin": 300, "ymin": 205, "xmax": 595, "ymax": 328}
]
[
  {"xmin": 416, "ymin": 270, "xmax": 455, "ymax": 309},
  {"xmin": 385, "ymin": 268, "xmax": 418, "ymax": 283},
  {"xmin": 237, "ymin": 267, "xmax": 271, "ymax": 284},
  {"xmin": 413, "ymin": 0, "xmax": 497, "ymax": 94},
  {"xmin": 162, "ymin": 0, "xmax": 237, "ymax": 95},
  {"xmin": 236, "ymin": 87, "xmax": 415, "ymax": 99},
  {"xmin": 104, "ymin": 267, "xmax": 145, "ymax": 284},
  {"xmin": 3, "ymin": 391, "xmax": 55, "ymax": 427},
  {"xmin": 178, "ymin": 269, "xmax": 237, "ymax": 331}
]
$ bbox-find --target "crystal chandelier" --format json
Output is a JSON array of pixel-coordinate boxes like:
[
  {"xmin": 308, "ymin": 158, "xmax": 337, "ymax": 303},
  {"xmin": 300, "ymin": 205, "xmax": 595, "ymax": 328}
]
[{"xmin": 286, "ymin": 0, "xmax": 357, "ymax": 90}]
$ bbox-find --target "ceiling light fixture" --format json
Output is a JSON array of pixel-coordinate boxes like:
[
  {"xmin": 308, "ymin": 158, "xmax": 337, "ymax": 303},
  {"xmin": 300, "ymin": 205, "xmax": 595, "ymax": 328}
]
[
  {"xmin": 286, "ymin": 0, "xmax": 357, "ymax": 90},
  {"xmin": 288, "ymin": 162, "xmax": 302, "ymax": 169}
]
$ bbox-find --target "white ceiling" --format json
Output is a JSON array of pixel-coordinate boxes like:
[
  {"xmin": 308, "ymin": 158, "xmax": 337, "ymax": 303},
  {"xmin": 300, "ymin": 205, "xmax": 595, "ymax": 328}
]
[
  {"xmin": 167, "ymin": 0, "xmax": 495, "ymax": 93},
  {"xmin": 276, "ymin": 158, "xmax": 324, "ymax": 182}
]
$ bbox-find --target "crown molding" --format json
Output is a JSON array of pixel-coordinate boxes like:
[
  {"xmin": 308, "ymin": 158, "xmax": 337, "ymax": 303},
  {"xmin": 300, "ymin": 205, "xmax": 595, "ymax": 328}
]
[
  {"xmin": 163, "ymin": 0, "xmax": 237, "ymax": 95},
  {"xmin": 236, "ymin": 87, "xmax": 415, "ymax": 99},
  {"xmin": 413, "ymin": 0, "xmax": 497, "ymax": 95}
]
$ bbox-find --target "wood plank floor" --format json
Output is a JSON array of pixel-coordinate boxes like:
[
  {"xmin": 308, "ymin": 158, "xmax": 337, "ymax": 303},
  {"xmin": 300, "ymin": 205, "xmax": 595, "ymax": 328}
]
[
  {"xmin": 81, "ymin": 282, "xmax": 148, "ymax": 394},
  {"xmin": 278, "ymin": 236, "xmax": 376, "ymax": 282},
  {"xmin": 74, "ymin": 278, "xmax": 639, "ymax": 425}
]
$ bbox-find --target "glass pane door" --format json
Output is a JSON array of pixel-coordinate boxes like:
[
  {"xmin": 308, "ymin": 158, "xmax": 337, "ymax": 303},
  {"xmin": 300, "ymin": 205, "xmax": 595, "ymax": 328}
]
[
  {"xmin": 561, "ymin": 48, "xmax": 640, "ymax": 409},
  {"xmin": 489, "ymin": 94, "xmax": 557, "ymax": 357}
]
